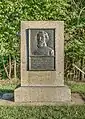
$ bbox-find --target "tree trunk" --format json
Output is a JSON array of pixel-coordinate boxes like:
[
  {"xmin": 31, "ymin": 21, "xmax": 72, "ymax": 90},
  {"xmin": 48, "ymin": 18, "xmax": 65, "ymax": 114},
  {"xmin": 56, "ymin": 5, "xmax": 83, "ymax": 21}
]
[
  {"xmin": 14, "ymin": 57, "xmax": 17, "ymax": 79},
  {"xmin": 8, "ymin": 55, "xmax": 11, "ymax": 80},
  {"xmin": 3, "ymin": 61, "xmax": 11, "ymax": 80},
  {"xmin": 80, "ymin": 58, "xmax": 83, "ymax": 81},
  {"xmin": 82, "ymin": 58, "xmax": 84, "ymax": 81}
]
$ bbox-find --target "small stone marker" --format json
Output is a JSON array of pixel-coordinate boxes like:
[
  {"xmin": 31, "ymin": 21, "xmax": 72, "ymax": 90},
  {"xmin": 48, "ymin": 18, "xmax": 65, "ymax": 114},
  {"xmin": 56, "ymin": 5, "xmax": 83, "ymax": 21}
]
[
  {"xmin": 14, "ymin": 21, "xmax": 71, "ymax": 104},
  {"xmin": 2, "ymin": 93, "xmax": 14, "ymax": 100}
]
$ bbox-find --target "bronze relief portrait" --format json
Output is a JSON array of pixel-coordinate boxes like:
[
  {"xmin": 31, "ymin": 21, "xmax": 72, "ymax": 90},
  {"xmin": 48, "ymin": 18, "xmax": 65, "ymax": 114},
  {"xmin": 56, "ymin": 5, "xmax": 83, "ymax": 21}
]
[
  {"xmin": 27, "ymin": 29, "xmax": 55, "ymax": 70},
  {"xmin": 33, "ymin": 30, "xmax": 54, "ymax": 56}
]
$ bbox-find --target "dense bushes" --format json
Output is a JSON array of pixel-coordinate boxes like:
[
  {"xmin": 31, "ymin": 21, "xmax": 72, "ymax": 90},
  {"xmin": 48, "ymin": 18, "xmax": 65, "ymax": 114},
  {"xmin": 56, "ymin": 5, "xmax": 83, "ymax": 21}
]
[{"xmin": 0, "ymin": 0, "xmax": 85, "ymax": 79}]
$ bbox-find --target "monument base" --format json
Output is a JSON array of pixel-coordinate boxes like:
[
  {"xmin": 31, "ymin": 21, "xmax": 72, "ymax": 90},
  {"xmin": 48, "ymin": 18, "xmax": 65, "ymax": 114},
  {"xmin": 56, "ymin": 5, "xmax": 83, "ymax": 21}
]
[{"xmin": 14, "ymin": 85, "xmax": 71, "ymax": 103}]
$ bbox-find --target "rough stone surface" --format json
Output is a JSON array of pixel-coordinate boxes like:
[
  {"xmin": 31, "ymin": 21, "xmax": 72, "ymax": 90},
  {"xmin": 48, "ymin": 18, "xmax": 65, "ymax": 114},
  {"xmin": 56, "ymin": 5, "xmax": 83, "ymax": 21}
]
[
  {"xmin": 2, "ymin": 93, "xmax": 14, "ymax": 100},
  {"xmin": 15, "ymin": 86, "xmax": 71, "ymax": 103},
  {"xmin": 14, "ymin": 21, "xmax": 71, "ymax": 103},
  {"xmin": 20, "ymin": 21, "xmax": 64, "ymax": 86}
]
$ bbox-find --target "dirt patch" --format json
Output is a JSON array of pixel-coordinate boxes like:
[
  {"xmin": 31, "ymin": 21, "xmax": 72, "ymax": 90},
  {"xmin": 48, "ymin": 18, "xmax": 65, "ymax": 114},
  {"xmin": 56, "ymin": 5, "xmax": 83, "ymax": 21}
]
[
  {"xmin": 71, "ymin": 93, "xmax": 85, "ymax": 104},
  {"xmin": 0, "ymin": 79, "xmax": 20, "ymax": 86}
]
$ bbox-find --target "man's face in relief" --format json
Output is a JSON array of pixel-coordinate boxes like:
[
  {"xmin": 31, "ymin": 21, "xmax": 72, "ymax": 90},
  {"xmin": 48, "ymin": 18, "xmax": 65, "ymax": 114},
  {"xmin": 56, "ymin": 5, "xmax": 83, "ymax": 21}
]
[{"xmin": 37, "ymin": 32, "xmax": 46, "ymax": 48}]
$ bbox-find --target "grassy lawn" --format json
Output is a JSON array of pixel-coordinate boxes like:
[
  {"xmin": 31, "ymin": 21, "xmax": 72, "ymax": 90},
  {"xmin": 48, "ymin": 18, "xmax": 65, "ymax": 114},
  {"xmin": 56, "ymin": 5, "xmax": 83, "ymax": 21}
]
[
  {"xmin": 0, "ymin": 84, "xmax": 17, "ymax": 93},
  {"xmin": 66, "ymin": 81, "xmax": 85, "ymax": 93},
  {"xmin": 0, "ymin": 79, "xmax": 85, "ymax": 94},
  {"xmin": 0, "ymin": 79, "xmax": 85, "ymax": 99},
  {"xmin": 66, "ymin": 81, "xmax": 85, "ymax": 99},
  {"xmin": 0, "ymin": 79, "xmax": 20, "ymax": 94},
  {"xmin": 0, "ymin": 105, "xmax": 85, "ymax": 119},
  {"xmin": 0, "ymin": 80, "xmax": 85, "ymax": 119}
]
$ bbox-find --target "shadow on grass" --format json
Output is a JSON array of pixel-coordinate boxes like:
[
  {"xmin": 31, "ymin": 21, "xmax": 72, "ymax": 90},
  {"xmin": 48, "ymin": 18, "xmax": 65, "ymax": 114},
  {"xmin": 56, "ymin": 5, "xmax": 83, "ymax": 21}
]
[
  {"xmin": 0, "ymin": 89, "xmax": 14, "ymax": 94},
  {"xmin": 0, "ymin": 84, "xmax": 21, "ymax": 101},
  {"xmin": 80, "ymin": 93, "xmax": 85, "ymax": 102},
  {"xmin": 15, "ymin": 84, "xmax": 21, "ymax": 89},
  {"xmin": 0, "ymin": 84, "xmax": 21, "ymax": 93}
]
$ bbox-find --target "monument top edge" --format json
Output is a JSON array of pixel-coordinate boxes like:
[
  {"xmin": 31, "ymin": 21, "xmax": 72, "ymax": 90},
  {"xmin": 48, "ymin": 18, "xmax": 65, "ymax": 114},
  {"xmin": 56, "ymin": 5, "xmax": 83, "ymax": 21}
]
[{"xmin": 21, "ymin": 21, "xmax": 64, "ymax": 23}]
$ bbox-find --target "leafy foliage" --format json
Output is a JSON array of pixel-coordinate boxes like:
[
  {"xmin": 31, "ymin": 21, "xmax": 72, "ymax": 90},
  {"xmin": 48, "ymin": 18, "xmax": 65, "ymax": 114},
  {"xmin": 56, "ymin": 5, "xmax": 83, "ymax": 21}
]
[{"xmin": 0, "ymin": 0, "xmax": 85, "ymax": 79}]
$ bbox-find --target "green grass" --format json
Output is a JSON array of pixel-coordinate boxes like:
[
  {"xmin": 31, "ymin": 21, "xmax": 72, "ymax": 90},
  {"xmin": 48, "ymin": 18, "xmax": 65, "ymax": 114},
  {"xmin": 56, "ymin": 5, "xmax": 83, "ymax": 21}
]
[
  {"xmin": 0, "ymin": 105, "xmax": 85, "ymax": 119},
  {"xmin": 0, "ymin": 84, "xmax": 17, "ymax": 93},
  {"xmin": 0, "ymin": 80, "xmax": 85, "ymax": 118},
  {"xmin": 0, "ymin": 79, "xmax": 20, "ymax": 94},
  {"xmin": 70, "ymin": 83, "xmax": 85, "ymax": 93},
  {"xmin": 0, "ymin": 80, "xmax": 85, "ymax": 94},
  {"xmin": 66, "ymin": 81, "xmax": 85, "ymax": 93}
]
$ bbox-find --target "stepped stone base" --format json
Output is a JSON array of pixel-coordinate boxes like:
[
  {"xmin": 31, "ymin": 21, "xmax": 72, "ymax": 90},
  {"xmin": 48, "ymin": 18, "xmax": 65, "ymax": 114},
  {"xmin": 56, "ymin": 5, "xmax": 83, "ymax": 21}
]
[{"xmin": 14, "ymin": 85, "xmax": 71, "ymax": 103}]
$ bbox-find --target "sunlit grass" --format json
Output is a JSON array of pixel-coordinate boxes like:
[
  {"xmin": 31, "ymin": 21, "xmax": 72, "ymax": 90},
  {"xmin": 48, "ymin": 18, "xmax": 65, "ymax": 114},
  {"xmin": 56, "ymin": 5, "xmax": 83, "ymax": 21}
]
[{"xmin": 0, "ymin": 105, "xmax": 85, "ymax": 119}]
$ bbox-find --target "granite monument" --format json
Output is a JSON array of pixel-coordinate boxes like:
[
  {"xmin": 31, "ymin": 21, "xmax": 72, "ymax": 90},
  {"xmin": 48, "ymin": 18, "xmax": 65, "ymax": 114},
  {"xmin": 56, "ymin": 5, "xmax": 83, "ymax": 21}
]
[{"xmin": 14, "ymin": 21, "xmax": 71, "ymax": 104}]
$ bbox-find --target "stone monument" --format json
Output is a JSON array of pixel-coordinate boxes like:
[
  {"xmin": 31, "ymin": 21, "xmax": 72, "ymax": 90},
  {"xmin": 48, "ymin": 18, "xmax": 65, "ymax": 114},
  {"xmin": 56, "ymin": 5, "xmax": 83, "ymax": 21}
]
[{"xmin": 14, "ymin": 21, "xmax": 71, "ymax": 104}]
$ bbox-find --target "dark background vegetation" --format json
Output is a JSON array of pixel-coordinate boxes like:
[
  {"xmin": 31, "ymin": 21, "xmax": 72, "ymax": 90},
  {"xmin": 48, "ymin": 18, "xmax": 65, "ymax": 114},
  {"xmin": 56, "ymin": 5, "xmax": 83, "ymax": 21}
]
[
  {"xmin": 0, "ymin": 0, "xmax": 85, "ymax": 80},
  {"xmin": 0, "ymin": 1, "xmax": 85, "ymax": 119}
]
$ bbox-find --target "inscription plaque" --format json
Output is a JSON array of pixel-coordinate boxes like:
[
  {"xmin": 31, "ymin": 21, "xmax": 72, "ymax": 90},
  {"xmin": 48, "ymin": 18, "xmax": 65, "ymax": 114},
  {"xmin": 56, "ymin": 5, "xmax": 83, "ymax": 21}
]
[
  {"xmin": 26, "ymin": 29, "xmax": 55, "ymax": 70},
  {"xmin": 30, "ymin": 56, "xmax": 55, "ymax": 70}
]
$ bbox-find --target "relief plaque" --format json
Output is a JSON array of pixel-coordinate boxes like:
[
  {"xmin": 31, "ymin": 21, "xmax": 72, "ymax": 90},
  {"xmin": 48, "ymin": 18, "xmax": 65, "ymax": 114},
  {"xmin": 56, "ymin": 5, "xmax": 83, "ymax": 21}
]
[{"xmin": 26, "ymin": 29, "xmax": 55, "ymax": 70}]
